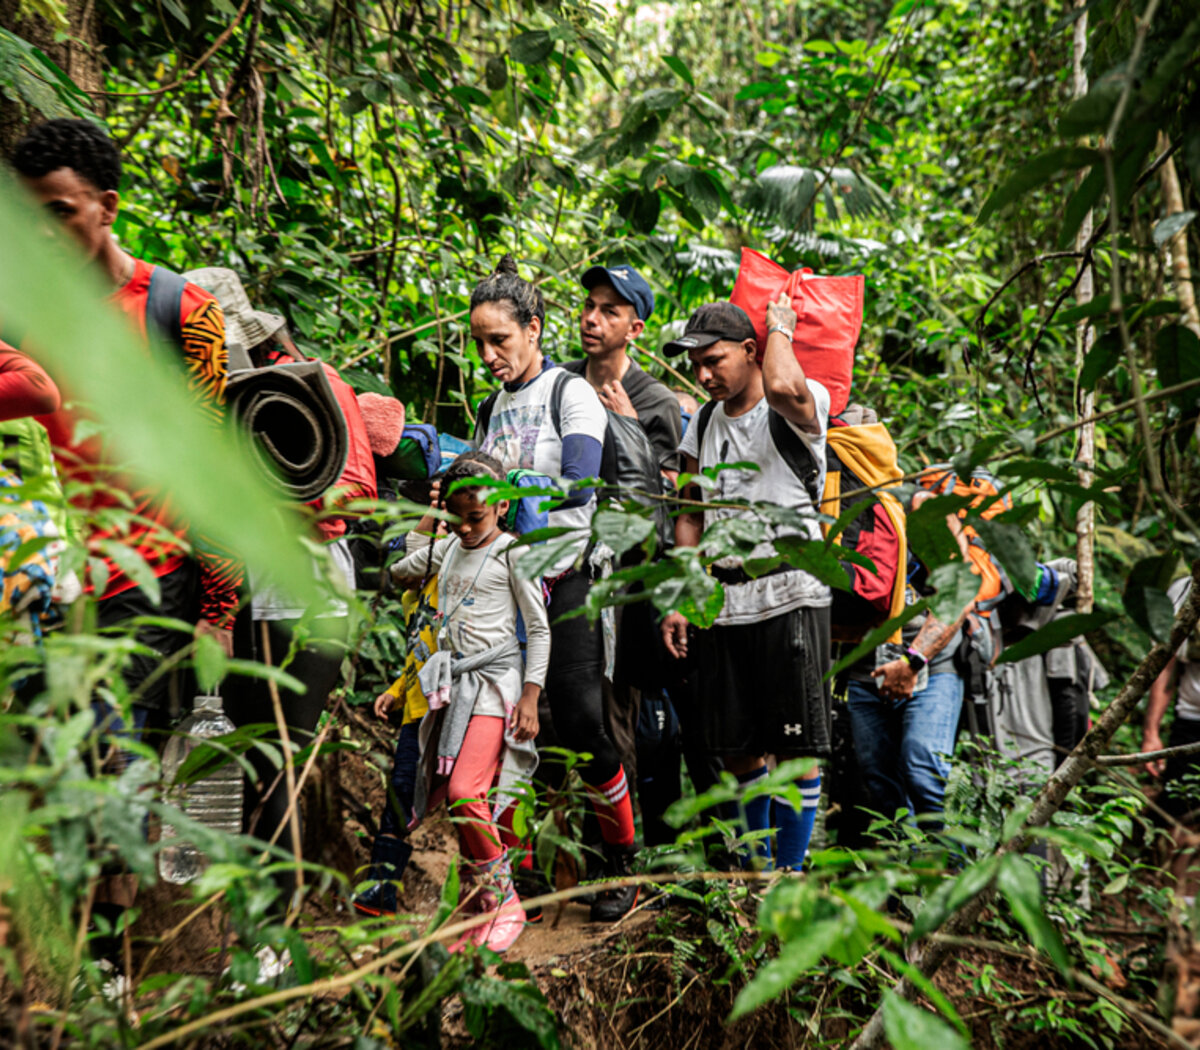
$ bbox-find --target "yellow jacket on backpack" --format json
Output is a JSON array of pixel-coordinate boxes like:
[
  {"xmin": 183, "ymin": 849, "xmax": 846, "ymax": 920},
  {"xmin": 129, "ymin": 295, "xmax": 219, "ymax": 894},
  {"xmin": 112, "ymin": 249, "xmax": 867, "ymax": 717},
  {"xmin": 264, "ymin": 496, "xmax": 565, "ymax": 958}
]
[{"xmin": 821, "ymin": 417, "xmax": 907, "ymax": 643}]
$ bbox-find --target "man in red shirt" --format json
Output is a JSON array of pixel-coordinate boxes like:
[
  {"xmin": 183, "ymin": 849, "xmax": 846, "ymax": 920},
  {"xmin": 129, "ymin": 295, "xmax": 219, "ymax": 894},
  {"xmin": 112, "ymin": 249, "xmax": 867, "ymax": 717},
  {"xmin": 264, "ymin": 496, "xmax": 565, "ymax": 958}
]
[{"xmin": 10, "ymin": 119, "xmax": 242, "ymax": 729}]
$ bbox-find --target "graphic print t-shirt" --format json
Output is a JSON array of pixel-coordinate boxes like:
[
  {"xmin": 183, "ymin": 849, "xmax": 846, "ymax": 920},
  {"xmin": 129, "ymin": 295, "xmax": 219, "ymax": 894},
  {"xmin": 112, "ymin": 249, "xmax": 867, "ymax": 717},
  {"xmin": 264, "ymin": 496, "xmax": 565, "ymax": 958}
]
[
  {"xmin": 678, "ymin": 382, "xmax": 831, "ymax": 626},
  {"xmin": 478, "ymin": 367, "xmax": 607, "ymax": 578}
]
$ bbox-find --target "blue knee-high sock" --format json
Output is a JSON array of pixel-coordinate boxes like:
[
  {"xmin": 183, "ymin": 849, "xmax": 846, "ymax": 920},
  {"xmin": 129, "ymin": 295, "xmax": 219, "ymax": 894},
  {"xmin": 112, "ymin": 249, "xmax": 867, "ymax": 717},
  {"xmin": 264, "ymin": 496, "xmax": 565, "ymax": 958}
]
[
  {"xmin": 737, "ymin": 767, "xmax": 772, "ymax": 868},
  {"xmin": 776, "ymin": 774, "xmax": 821, "ymax": 870}
]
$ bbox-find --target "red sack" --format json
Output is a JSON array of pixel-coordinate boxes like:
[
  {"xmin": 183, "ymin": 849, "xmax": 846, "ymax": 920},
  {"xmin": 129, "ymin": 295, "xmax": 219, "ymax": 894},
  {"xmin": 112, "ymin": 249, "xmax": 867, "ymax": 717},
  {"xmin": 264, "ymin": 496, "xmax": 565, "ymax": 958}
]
[{"xmin": 728, "ymin": 247, "xmax": 862, "ymax": 416}]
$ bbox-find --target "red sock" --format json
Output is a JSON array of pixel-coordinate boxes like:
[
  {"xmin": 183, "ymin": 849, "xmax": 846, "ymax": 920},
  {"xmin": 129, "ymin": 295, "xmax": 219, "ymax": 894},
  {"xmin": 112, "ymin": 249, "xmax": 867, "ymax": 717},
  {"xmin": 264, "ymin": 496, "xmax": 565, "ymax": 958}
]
[{"xmin": 587, "ymin": 767, "xmax": 635, "ymax": 847}]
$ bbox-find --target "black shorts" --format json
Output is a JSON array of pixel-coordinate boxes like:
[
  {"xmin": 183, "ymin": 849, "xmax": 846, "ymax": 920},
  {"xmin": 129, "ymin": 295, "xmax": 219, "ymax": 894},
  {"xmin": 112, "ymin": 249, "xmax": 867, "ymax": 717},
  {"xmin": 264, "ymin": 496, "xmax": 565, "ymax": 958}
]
[{"xmin": 695, "ymin": 604, "xmax": 832, "ymax": 758}]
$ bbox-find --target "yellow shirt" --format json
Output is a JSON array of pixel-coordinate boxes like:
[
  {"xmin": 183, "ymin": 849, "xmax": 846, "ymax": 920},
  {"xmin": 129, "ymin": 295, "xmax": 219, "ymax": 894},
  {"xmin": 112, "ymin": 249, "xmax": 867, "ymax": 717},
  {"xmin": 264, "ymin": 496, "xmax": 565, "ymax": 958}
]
[{"xmin": 385, "ymin": 575, "xmax": 439, "ymax": 725}]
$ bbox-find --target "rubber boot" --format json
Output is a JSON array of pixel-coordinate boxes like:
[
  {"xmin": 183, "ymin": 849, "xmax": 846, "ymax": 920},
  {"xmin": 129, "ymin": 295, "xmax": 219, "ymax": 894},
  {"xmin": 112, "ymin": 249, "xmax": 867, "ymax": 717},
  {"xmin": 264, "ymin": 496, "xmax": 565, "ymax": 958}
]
[{"xmin": 352, "ymin": 835, "xmax": 413, "ymax": 917}]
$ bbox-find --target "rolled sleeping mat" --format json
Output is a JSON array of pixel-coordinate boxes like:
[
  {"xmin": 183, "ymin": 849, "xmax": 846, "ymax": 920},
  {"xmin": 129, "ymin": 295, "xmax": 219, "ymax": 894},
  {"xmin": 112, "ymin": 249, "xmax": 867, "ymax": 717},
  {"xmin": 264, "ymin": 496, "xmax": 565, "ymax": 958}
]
[{"xmin": 225, "ymin": 362, "xmax": 349, "ymax": 502}]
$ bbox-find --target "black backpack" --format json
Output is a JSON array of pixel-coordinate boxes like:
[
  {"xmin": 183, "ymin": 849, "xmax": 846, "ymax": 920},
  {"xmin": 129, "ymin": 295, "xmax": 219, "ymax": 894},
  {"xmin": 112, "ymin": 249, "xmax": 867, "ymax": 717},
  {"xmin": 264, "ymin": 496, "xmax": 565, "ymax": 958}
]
[
  {"xmin": 691, "ymin": 399, "xmax": 821, "ymax": 505},
  {"xmin": 476, "ymin": 368, "xmax": 672, "ymax": 551},
  {"xmin": 145, "ymin": 266, "xmax": 254, "ymax": 370}
]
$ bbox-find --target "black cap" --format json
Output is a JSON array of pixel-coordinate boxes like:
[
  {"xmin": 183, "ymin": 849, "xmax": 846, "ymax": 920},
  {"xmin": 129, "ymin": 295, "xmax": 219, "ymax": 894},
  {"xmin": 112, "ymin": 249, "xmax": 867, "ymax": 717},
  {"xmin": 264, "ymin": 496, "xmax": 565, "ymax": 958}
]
[
  {"xmin": 581, "ymin": 264, "xmax": 655, "ymax": 320},
  {"xmin": 662, "ymin": 302, "xmax": 756, "ymax": 357}
]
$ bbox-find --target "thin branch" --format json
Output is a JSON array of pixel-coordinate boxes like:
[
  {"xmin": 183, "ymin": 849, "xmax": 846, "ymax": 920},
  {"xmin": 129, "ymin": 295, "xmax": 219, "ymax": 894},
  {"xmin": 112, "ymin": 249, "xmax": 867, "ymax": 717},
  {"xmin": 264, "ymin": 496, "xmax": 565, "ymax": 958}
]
[
  {"xmin": 629, "ymin": 341, "xmax": 707, "ymax": 398},
  {"xmin": 260, "ymin": 622, "xmax": 305, "ymax": 910},
  {"xmin": 850, "ymin": 558, "xmax": 1200, "ymax": 1050},
  {"xmin": 1095, "ymin": 738, "xmax": 1200, "ymax": 767},
  {"xmin": 91, "ymin": 0, "xmax": 254, "ymax": 98}
]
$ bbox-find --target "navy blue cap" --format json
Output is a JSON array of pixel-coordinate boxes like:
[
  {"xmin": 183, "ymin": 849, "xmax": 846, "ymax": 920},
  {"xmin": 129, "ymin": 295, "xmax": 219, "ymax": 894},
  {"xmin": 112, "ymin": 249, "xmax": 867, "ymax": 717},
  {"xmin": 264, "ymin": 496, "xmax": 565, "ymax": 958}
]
[{"xmin": 581, "ymin": 264, "xmax": 655, "ymax": 321}]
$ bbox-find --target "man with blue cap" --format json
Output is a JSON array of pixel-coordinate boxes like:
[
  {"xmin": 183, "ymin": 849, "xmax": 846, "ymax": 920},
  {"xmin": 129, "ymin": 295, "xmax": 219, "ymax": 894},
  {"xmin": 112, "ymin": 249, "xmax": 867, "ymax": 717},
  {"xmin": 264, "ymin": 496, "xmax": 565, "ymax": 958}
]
[
  {"xmin": 563, "ymin": 264, "xmax": 687, "ymax": 864},
  {"xmin": 564, "ymin": 264, "xmax": 682, "ymax": 475}
]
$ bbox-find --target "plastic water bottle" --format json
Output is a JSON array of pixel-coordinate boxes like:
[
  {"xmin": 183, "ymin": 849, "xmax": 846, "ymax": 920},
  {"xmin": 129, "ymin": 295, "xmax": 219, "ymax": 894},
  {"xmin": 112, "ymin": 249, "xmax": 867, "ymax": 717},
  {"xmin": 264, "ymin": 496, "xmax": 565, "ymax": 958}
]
[{"xmin": 159, "ymin": 693, "xmax": 243, "ymax": 884}]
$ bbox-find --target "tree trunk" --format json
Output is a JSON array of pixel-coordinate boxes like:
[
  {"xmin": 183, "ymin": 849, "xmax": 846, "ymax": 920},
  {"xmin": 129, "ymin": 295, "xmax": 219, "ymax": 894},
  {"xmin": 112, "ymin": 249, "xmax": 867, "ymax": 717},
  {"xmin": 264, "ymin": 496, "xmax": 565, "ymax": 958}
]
[
  {"xmin": 1158, "ymin": 131, "xmax": 1200, "ymax": 337},
  {"xmin": 1073, "ymin": 0, "xmax": 1096, "ymax": 616},
  {"xmin": 0, "ymin": 0, "xmax": 103, "ymax": 155}
]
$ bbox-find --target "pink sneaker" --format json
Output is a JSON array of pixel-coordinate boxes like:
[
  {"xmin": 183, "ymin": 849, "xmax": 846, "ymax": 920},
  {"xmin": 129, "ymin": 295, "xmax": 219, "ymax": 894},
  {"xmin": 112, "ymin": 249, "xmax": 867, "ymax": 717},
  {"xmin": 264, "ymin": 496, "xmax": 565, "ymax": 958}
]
[{"xmin": 477, "ymin": 896, "xmax": 526, "ymax": 953}]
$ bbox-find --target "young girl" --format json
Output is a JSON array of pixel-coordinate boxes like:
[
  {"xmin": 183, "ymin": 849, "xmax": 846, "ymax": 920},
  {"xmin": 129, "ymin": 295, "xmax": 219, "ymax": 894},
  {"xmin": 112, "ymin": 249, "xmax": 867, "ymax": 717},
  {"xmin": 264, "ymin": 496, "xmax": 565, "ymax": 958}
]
[{"xmin": 379, "ymin": 451, "xmax": 547, "ymax": 952}]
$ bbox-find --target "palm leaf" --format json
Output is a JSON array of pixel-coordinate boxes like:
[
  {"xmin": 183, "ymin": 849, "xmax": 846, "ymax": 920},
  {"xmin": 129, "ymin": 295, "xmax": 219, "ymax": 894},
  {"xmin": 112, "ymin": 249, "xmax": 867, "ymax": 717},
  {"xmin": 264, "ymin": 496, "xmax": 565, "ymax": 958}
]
[{"xmin": 745, "ymin": 164, "xmax": 893, "ymax": 230}]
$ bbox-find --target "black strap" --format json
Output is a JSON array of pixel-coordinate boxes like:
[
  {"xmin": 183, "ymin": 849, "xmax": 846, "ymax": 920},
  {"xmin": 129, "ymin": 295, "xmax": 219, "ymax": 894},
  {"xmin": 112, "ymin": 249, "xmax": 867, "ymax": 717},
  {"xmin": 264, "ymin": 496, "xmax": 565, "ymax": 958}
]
[
  {"xmin": 692, "ymin": 399, "xmax": 717, "ymax": 458},
  {"xmin": 710, "ymin": 563, "xmax": 794, "ymax": 586},
  {"xmin": 767, "ymin": 408, "xmax": 821, "ymax": 506},
  {"xmin": 692, "ymin": 399, "xmax": 819, "ymax": 505},
  {"xmin": 547, "ymin": 368, "xmax": 572, "ymax": 436},
  {"xmin": 146, "ymin": 265, "xmax": 187, "ymax": 350}
]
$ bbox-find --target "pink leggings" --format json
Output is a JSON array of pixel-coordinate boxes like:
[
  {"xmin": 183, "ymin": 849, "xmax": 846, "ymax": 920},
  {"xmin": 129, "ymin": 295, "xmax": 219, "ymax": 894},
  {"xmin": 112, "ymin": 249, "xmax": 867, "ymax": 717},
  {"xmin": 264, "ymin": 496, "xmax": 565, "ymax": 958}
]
[{"xmin": 447, "ymin": 715, "xmax": 506, "ymax": 864}]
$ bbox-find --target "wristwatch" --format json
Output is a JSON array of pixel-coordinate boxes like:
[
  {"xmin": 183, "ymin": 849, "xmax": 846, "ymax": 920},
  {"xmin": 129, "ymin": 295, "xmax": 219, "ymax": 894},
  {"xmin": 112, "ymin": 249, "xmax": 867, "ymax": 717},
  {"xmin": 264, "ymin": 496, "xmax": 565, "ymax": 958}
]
[
  {"xmin": 903, "ymin": 646, "xmax": 927, "ymax": 673},
  {"xmin": 767, "ymin": 323, "xmax": 794, "ymax": 340}
]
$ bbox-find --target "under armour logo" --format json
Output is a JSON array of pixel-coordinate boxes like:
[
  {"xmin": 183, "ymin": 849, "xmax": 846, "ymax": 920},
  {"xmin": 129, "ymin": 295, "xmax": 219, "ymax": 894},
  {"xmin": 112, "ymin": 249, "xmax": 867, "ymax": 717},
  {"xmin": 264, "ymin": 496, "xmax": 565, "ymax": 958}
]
[
  {"xmin": 611, "ymin": 268, "xmax": 630, "ymax": 281},
  {"xmin": 783, "ymin": 723, "xmax": 803, "ymax": 736}
]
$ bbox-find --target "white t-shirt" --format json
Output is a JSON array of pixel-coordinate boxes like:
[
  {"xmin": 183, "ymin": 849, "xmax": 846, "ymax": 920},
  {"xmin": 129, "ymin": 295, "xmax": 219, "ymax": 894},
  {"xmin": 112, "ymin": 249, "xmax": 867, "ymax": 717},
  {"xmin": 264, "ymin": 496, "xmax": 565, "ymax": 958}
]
[
  {"xmin": 1169, "ymin": 577, "xmax": 1200, "ymax": 722},
  {"xmin": 250, "ymin": 536, "xmax": 355, "ymax": 621},
  {"xmin": 479, "ymin": 367, "xmax": 607, "ymax": 578},
  {"xmin": 391, "ymin": 532, "xmax": 550, "ymax": 717},
  {"xmin": 678, "ymin": 382, "xmax": 832, "ymax": 626}
]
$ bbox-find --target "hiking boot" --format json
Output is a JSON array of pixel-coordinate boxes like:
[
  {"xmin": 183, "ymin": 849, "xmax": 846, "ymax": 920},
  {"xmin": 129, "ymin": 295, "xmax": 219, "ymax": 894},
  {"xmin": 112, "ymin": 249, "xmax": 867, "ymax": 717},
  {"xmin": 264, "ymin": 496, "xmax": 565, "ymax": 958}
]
[
  {"xmin": 352, "ymin": 835, "xmax": 412, "ymax": 917},
  {"xmin": 589, "ymin": 843, "xmax": 639, "ymax": 923}
]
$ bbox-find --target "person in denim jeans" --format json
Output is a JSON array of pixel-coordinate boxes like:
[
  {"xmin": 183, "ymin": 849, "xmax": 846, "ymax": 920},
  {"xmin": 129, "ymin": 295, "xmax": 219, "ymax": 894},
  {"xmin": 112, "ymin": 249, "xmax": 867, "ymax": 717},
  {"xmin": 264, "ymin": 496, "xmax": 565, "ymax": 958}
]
[
  {"xmin": 846, "ymin": 489, "xmax": 974, "ymax": 834},
  {"xmin": 847, "ymin": 667, "xmax": 964, "ymax": 833}
]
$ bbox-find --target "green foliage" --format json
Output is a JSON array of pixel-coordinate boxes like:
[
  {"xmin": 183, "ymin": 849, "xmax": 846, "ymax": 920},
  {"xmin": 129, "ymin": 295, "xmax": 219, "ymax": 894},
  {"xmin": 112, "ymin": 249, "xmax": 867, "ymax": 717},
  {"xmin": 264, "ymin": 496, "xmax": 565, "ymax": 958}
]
[{"xmin": 2, "ymin": 0, "xmax": 1200, "ymax": 1043}]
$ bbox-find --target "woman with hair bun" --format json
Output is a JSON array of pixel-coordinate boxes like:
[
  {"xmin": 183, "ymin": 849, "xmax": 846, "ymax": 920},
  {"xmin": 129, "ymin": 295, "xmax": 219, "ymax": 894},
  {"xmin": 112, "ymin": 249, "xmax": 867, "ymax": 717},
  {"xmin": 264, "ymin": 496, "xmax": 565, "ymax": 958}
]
[{"xmin": 469, "ymin": 255, "xmax": 639, "ymax": 923}]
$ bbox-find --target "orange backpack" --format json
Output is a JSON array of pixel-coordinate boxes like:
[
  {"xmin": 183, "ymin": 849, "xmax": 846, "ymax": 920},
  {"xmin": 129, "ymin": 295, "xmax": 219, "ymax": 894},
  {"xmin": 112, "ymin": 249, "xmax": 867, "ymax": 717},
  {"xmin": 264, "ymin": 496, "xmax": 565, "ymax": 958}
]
[{"xmin": 917, "ymin": 466, "xmax": 1011, "ymax": 617}]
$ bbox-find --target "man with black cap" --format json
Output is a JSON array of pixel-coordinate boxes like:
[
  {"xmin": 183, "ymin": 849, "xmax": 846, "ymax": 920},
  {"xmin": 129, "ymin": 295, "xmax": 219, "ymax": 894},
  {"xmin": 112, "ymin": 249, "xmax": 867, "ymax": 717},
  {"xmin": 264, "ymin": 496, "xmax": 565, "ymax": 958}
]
[
  {"xmin": 660, "ymin": 296, "xmax": 831, "ymax": 872},
  {"xmin": 564, "ymin": 264, "xmax": 681, "ymax": 474}
]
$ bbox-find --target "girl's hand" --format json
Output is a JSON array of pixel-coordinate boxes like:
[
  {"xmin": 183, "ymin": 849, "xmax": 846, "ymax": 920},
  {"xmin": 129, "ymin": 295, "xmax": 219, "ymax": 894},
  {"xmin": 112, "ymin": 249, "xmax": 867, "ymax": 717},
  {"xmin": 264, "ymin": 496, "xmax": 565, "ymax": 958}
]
[
  {"xmin": 511, "ymin": 684, "xmax": 540, "ymax": 742},
  {"xmin": 374, "ymin": 691, "xmax": 396, "ymax": 719}
]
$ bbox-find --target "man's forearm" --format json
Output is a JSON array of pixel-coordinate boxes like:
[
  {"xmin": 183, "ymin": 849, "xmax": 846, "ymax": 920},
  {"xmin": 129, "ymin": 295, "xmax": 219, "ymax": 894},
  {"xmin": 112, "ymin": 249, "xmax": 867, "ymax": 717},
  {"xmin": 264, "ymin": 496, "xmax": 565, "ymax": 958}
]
[
  {"xmin": 762, "ymin": 330, "xmax": 816, "ymax": 429},
  {"xmin": 1144, "ymin": 658, "xmax": 1177, "ymax": 736},
  {"xmin": 910, "ymin": 604, "xmax": 973, "ymax": 662}
]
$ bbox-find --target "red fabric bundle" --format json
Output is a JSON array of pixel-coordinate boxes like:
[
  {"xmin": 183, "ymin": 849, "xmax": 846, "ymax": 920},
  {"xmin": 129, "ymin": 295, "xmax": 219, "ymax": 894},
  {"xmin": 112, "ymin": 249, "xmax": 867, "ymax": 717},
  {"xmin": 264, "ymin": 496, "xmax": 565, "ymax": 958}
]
[{"xmin": 728, "ymin": 247, "xmax": 862, "ymax": 416}]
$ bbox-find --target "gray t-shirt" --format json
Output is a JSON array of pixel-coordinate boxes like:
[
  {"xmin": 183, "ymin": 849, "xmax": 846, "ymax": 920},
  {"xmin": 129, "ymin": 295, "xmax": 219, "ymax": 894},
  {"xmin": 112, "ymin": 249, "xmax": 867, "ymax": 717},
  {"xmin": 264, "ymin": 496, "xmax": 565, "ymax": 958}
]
[
  {"xmin": 678, "ymin": 386, "xmax": 832, "ymax": 626},
  {"xmin": 1169, "ymin": 577, "xmax": 1200, "ymax": 722}
]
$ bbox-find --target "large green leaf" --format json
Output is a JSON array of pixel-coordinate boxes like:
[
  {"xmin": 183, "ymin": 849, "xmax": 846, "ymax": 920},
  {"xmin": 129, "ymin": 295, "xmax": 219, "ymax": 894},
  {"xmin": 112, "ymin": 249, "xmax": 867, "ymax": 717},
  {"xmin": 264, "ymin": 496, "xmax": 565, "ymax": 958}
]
[
  {"xmin": 729, "ymin": 919, "xmax": 841, "ymax": 1019},
  {"xmin": 0, "ymin": 181, "xmax": 317, "ymax": 610},
  {"xmin": 883, "ymin": 993, "xmax": 970, "ymax": 1050},
  {"xmin": 996, "ymin": 855, "xmax": 1071, "ymax": 974},
  {"xmin": 510, "ymin": 30, "xmax": 554, "ymax": 66},
  {"xmin": 995, "ymin": 611, "xmax": 1116, "ymax": 665},
  {"xmin": 972, "ymin": 518, "xmax": 1037, "ymax": 598},
  {"xmin": 978, "ymin": 147, "xmax": 1100, "ymax": 224}
]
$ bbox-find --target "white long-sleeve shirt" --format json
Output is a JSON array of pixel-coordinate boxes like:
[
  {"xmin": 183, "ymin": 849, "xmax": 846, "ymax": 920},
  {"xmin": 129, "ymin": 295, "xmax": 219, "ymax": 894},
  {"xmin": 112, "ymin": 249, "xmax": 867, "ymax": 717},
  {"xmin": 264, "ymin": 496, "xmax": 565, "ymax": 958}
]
[{"xmin": 390, "ymin": 531, "xmax": 550, "ymax": 716}]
